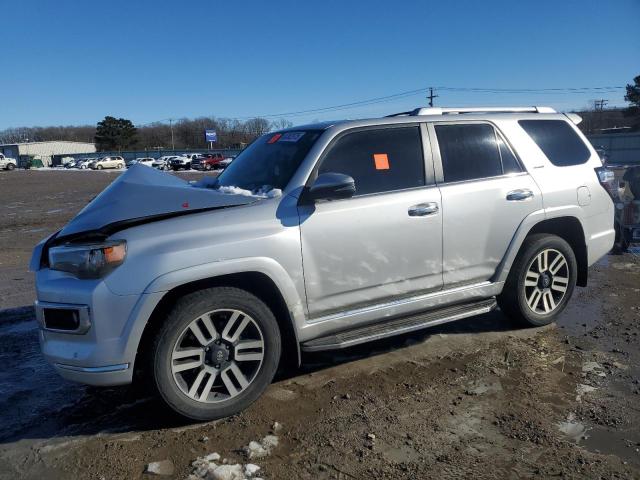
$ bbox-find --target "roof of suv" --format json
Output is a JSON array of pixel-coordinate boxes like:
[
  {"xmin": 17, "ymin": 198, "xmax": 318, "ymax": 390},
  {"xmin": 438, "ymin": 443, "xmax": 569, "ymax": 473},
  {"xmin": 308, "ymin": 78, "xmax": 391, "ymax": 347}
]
[{"xmin": 280, "ymin": 106, "xmax": 578, "ymax": 132}]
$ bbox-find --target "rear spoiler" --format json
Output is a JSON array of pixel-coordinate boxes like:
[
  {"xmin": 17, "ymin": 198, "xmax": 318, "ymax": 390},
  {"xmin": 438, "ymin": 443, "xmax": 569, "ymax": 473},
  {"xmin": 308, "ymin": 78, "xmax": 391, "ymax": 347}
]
[{"xmin": 564, "ymin": 113, "xmax": 582, "ymax": 125}]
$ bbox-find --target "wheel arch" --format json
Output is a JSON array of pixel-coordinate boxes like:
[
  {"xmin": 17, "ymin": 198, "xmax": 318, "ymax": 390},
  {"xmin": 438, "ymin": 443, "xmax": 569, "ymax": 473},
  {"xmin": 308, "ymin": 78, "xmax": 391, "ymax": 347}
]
[
  {"xmin": 134, "ymin": 271, "xmax": 302, "ymax": 383},
  {"xmin": 495, "ymin": 213, "xmax": 588, "ymax": 287}
]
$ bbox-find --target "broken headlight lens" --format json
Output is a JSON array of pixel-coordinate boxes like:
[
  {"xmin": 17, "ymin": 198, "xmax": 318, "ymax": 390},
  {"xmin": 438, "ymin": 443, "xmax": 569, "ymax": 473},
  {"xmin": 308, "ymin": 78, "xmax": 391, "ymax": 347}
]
[{"xmin": 48, "ymin": 240, "xmax": 127, "ymax": 279}]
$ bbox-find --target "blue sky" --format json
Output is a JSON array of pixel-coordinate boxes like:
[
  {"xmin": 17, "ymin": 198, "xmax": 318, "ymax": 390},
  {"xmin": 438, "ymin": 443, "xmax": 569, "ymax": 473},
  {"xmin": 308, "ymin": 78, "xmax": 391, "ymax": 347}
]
[{"xmin": 1, "ymin": 0, "xmax": 638, "ymax": 129}]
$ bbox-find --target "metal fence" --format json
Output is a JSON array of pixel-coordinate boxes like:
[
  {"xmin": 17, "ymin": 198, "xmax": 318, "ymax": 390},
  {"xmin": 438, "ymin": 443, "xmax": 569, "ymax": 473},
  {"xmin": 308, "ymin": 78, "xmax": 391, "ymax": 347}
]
[
  {"xmin": 51, "ymin": 148, "xmax": 243, "ymax": 166},
  {"xmin": 587, "ymin": 133, "xmax": 640, "ymax": 165}
]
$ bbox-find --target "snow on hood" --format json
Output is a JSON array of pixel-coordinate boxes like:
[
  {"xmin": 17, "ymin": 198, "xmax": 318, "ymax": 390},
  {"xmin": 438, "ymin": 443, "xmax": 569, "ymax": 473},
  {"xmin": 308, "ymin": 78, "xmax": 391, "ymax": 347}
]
[{"xmin": 58, "ymin": 164, "xmax": 260, "ymax": 238}]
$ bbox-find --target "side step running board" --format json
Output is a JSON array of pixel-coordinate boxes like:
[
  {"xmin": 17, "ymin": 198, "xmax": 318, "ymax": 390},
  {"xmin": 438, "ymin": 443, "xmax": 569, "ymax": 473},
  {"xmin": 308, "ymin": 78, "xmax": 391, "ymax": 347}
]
[{"xmin": 301, "ymin": 298, "xmax": 497, "ymax": 352}]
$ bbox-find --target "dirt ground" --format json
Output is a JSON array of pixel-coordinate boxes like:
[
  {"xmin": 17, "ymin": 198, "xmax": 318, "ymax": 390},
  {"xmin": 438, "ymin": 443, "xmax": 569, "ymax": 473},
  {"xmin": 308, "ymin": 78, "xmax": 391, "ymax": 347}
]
[{"xmin": 0, "ymin": 170, "xmax": 639, "ymax": 479}]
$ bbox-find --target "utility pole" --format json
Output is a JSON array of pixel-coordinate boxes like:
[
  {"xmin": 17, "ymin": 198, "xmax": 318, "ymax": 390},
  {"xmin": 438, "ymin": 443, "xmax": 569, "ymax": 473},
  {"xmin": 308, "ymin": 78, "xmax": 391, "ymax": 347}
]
[
  {"xmin": 594, "ymin": 99, "xmax": 608, "ymax": 111},
  {"xmin": 169, "ymin": 118, "xmax": 175, "ymax": 150},
  {"xmin": 427, "ymin": 87, "xmax": 438, "ymax": 107}
]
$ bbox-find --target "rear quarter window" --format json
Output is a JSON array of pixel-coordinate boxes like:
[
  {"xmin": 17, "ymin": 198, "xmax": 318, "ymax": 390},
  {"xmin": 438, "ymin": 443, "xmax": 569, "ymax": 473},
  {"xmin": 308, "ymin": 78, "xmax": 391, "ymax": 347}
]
[{"xmin": 519, "ymin": 119, "xmax": 591, "ymax": 167}]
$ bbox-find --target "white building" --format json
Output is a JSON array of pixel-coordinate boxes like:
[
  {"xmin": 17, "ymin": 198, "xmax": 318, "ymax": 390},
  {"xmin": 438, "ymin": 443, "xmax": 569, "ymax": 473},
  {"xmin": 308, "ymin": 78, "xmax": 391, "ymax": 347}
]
[{"xmin": 0, "ymin": 141, "xmax": 96, "ymax": 167}]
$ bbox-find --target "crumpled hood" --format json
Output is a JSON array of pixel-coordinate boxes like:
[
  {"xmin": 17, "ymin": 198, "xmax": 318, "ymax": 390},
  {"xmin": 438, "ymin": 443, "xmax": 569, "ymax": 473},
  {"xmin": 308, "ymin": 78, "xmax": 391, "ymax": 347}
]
[{"xmin": 58, "ymin": 164, "xmax": 256, "ymax": 238}]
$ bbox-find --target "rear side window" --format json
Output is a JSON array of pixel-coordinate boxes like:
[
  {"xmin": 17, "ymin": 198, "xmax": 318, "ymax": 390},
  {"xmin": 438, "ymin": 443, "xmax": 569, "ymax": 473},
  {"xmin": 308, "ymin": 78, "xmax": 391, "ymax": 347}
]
[
  {"xmin": 519, "ymin": 120, "xmax": 590, "ymax": 166},
  {"xmin": 319, "ymin": 126, "xmax": 426, "ymax": 196},
  {"xmin": 435, "ymin": 123, "xmax": 519, "ymax": 183}
]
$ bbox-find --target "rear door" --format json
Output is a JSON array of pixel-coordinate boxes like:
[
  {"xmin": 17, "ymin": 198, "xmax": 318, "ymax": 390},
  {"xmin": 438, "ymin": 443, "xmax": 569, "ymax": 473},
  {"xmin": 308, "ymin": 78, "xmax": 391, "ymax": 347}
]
[
  {"xmin": 429, "ymin": 121, "xmax": 543, "ymax": 287},
  {"xmin": 298, "ymin": 124, "xmax": 443, "ymax": 318}
]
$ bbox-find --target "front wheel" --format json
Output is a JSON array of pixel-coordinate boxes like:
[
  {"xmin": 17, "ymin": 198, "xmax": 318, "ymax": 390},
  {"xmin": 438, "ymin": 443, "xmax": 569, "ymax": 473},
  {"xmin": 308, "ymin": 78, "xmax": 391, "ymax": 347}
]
[
  {"xmin": 152, "ymin": 287, "xmax": 281, "ymax": 420},
  {"xmin": 498, "ymin": 234, "xmax": 577, "ymax": 327},
  {"xmin": 96, "ymin": 165, "xmax": 103, "ymax": 170}
]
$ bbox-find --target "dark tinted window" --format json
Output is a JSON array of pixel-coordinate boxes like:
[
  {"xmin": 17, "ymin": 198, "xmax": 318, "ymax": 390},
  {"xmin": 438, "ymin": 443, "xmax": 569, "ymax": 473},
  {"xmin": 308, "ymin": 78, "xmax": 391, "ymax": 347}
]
[
  {"xmin": 497, "ymin": 134, "xmax": 522, "ymax": 174},
  {"xmin": 435, "ymin": 124, "xmax": 504, "ymax": 182},
  {"xmin": 519, "ymin": 120, "xmax": 590, "ymax": 166},
  {"xmin": 319, "ymin": 126, "xmax": 425, "ymax": 196}
]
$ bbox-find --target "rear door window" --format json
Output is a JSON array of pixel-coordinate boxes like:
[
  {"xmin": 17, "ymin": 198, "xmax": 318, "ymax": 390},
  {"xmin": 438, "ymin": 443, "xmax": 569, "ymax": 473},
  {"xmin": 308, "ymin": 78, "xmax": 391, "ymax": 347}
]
[
  {"xmin": 519, "ymin": 120, "xmax": 590, "ymax": 166},
  {"xmin": 318, "ymin": 126, "xmax": 426, "ymax": 196},
  {"xmin": 435, "ymin": 123, "xmax": 514, "ymax": 183}
]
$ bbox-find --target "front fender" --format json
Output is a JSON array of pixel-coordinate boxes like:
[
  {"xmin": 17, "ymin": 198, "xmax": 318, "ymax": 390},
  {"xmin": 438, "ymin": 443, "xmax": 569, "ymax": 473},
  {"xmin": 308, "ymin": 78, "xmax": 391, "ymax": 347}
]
[{"xmin": 144, "ymin": 256, "xmax": 307, "ymax": 328}]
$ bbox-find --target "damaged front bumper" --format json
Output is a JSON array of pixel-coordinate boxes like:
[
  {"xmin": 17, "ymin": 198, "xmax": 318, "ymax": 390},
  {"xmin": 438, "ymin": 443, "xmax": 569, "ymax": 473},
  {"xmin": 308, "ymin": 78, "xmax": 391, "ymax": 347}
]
[{"xmin": 34, "ymin": 268, "xmax": 164, "ymax": 386}]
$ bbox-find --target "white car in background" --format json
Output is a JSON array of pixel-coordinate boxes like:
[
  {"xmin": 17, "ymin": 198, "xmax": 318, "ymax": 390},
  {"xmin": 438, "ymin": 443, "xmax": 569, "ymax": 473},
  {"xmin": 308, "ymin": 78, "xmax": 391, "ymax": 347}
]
[
  {"xmin": 0, "ymin": 153, "xmax": 17, "ymax": 170},
  {"xmin": 127, "ymin": 157, "xmax": 155, "ymax": 168},
  {"xmin": 152, "ymin": 156, "xmax": 174, "ymax": 170},
  {"xmin": 90, "ymin": 156, "xmax": 126, "ymax": 170},
  {"xmin": 75, "ymin": 158, "xmax": 92, "ymax": 169}
]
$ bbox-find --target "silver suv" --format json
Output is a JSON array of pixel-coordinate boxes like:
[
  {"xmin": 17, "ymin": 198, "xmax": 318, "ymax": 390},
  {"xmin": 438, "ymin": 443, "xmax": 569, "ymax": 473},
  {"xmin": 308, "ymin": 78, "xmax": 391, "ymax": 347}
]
[{"xmin": 31, "ymin": 106, "xmax": 615, "ymax": 420}]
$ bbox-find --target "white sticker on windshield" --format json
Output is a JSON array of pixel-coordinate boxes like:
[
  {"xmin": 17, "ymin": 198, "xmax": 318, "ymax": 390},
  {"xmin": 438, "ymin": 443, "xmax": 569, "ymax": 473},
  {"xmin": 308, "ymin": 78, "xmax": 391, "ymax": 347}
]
[{"xmin": 279, "ymin": 131, "xmax": 305, "ymax": 142}]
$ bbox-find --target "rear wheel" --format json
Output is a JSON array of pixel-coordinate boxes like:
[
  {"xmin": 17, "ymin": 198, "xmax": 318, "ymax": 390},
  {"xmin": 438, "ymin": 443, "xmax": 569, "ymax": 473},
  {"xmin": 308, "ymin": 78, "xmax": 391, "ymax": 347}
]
[
  {"xmin": 152, "ymin": 287, "xmax": 281, "ymax": 420},
  {"xmin": 6, "ymin": 163, "xmax": 15, "ymax": 171},
  {"xmin": 498, "ymin": 234, "xmax": 577, "ymax": 327}
]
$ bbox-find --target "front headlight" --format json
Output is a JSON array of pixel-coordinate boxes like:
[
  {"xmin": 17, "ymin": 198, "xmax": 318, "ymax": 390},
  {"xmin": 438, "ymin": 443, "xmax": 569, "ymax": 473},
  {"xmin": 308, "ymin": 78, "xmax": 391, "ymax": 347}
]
[{"xmin": 48, "ymin": 240, "xmax": 127, "ymax": 279}]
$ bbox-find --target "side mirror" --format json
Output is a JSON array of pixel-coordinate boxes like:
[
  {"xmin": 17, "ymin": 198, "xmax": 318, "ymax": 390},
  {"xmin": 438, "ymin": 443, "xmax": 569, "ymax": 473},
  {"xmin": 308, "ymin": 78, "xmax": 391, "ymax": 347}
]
[{"xmin": 308, "ymin": 172, "xmax": 356, "ymax": 201}]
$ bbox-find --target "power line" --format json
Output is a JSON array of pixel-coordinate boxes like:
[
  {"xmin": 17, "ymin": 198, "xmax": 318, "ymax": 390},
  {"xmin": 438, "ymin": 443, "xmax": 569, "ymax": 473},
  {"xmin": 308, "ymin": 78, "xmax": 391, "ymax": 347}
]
[{"xmin": 135, "ymin": 84, "xmax": 626, "ymax": 125}]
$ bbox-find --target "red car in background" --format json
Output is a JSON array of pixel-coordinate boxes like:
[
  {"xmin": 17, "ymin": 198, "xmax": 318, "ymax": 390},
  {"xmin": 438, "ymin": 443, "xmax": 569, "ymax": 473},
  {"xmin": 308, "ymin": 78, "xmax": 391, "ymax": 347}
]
[{"xmin": 190, "ymin": 153, "xmax": 225, "ymax": 170}]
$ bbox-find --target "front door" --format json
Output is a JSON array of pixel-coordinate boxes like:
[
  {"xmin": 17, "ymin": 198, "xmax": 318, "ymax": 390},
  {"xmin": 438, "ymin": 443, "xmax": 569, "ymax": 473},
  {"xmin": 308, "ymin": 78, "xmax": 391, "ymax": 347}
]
[{"xmin": 298, "ymin": 125, "xmax": 443, "ymax": 319}]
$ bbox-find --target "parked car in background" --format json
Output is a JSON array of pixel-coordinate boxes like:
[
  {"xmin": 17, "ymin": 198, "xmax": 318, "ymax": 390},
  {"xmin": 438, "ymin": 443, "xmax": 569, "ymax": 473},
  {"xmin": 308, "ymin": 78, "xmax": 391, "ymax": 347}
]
[
  {"xmin": 127, "ymin": 157, "xmax": 155, "ymax": 168},
  {"xmin": 75, "ymin": 158, "xmax": 93, "ymax": 169},
  {"xmin": 30, "ymin": 106, "xmax": 615, "ymax": 421},
  {"xmin": 190, "ymin": 153, "xmax": 225, "ymax": 170},
  {"xmin": 169, "ymin": 155, "xmax": 193, "ymax": 171},
  {"xmin": 219, "ymin": 155, "xmax": 237, "ymax": 169},
  {"xmin": 90, "ymin": 156, "xmax": 125, "ymax": 170},
  {"xmin": 152, "ymin": 156, "xmax": 174, "ymax": 170},
  {"xmin": 60, "ymin": 156, "xmax": 76, "ymax": 167},
  {"xmin": 0, "ymin": 153, "xmax": 17, "ymax": 170}
]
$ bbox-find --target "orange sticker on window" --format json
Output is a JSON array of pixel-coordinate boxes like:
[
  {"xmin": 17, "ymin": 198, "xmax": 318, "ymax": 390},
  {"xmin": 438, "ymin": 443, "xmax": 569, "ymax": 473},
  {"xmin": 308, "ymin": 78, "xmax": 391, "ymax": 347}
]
[{"xmin": 373, "ymin": 153, "xmax": 389, "ymax": 170}]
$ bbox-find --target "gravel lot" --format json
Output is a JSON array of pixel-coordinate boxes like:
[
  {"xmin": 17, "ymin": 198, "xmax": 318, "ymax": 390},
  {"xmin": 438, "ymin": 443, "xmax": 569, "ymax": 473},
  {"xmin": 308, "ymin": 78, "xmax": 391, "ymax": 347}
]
[{"xmin": 0, "ymin": 169, "xmax": 639, "ymax": 479}]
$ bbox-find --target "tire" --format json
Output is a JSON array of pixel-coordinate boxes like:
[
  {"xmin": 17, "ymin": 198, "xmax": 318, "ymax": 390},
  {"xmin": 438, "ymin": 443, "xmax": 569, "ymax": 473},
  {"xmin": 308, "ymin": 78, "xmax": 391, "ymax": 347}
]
[
  {"xmin": 116, "ymin": 163, "xmax": 123, "ymax": 169},
  {"xmin": 204, "ymin": 164, "xmax": 212, "ymax": 171},
  {"xmin": 497, "ymin": 234, "xmax": 577, "ymax": 327},
  {"xmin": 152, "ymin": 287, "xmax": 281, "ymax": 420},
  {"xmin": 6, "ymin": 163, "xmax": 15, "ymax": 171},
  {"xmin": 96, "ymin": 165, "xmax": 103, "ymax": 170}
]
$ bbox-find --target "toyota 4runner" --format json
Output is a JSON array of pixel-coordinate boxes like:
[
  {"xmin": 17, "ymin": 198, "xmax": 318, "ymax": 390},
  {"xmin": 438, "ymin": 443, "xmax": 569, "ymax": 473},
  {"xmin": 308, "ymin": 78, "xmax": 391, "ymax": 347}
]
[{"xmin": 31, "ymin": 106, "xmax": 615, "ymax": 420}]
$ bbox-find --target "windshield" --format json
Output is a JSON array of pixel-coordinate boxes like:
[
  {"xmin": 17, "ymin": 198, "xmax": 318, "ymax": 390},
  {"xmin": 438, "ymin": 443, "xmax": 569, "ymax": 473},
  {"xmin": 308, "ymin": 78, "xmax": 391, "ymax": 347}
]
[{"xmin": 216, "ymin": 130, "xmax": 323, "ymax": 192}]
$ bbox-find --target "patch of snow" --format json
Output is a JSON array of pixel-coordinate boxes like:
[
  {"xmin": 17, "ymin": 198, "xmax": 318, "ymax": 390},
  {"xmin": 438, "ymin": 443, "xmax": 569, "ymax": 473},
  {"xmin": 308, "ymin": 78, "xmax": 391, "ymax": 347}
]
[
  {"xmin": 210, "ymin": 464, "xmax": 244, "ymax": 480},
  {"xmin": 244, "ymin": 464, "xmax": 261, "ymax": 477},
  {"xmin": 557, "ymin": 412, "xmax": 589, "ymax": 443},
  {"xmin": 245, "ymin": 440, "xmax": 268, "ymax": 459},
  {"xmin": 217, "ymin": 186, "xmax": 256, "ymax": 197},
  {"xmin": 191, "ymin": 179, "xmax": 282, "ymax": 199},
  {"xmin": 145, "ymin": 459, "xmax": 175, "ymax": 476}
]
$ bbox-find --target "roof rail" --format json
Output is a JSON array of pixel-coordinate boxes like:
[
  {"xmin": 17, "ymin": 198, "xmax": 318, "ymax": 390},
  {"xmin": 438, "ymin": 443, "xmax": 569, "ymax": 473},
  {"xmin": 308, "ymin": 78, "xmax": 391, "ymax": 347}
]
[{"xmin": 405, "ymin": 106, "xmax": 556, "ymax": 116}]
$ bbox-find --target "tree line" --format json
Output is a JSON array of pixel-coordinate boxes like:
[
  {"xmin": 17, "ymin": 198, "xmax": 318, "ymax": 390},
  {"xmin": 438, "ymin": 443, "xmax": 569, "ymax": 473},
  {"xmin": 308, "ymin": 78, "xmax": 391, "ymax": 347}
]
[
  {"xmin": 2, "ymin": 75, "xmax": 638, "ymax": 149},
  {"xmin": 0, "ymin": 116, "xmax": 293, "ymax": 151}
]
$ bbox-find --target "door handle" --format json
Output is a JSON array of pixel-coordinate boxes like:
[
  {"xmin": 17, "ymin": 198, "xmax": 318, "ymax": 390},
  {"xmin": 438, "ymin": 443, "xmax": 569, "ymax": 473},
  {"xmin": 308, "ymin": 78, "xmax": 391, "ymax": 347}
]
[
  {"xmin": 506, "ymin": 189, "xmax": 534, "ymax": 201},
  {"xmin": 408, "ymin": 202, "xmax": 439, "ymax": 216}
]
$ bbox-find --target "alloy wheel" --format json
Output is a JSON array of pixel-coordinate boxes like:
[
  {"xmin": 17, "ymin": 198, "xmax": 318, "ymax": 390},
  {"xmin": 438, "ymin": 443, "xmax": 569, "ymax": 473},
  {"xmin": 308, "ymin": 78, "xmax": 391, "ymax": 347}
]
[
  {"xmin": 170, "ymin": 309, "xmax": 265, "ymax": 403},
  {"xmin": 523, "ymin": 248, "xmax": 569, "ymax": 315}
]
